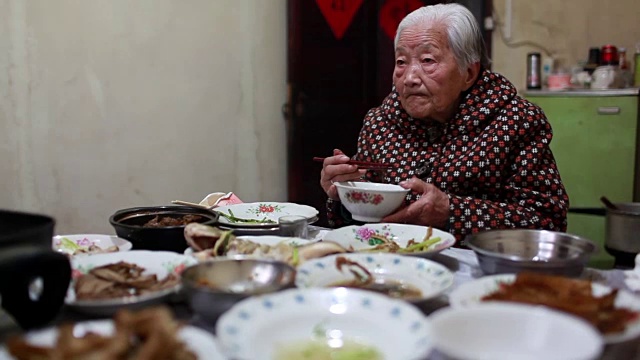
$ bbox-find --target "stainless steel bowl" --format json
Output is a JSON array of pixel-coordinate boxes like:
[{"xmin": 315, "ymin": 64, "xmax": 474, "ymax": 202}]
[
  {"xmin": 466, "ymin": 229, "xmax": 597, "ymax": 277},
  {"xmin": 181, "ymin": 257, "xmax": 296, "ymax": 322}
]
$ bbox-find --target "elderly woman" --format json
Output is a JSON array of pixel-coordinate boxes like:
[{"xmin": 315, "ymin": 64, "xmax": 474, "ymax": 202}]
[{"xmin": 319, "ymin": 3, "xmax": 569, "ymax": 245}]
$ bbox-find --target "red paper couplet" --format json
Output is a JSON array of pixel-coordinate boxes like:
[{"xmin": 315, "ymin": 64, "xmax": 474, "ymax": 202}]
[
  {"xmin": 379, "ymin": 0, "xmax": 424, "ymax": 41},
  {"xmin": 315, "ymin": 0, "xmax": 364, "ymax": 40}
]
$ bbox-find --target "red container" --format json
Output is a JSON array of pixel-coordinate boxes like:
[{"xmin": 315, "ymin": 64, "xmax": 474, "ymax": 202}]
[{"xmin": 600, "ymin": 45, "xmax": 619, "ymax": 66}]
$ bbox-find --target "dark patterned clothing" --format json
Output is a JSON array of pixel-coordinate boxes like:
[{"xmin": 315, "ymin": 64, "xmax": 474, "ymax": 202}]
[{"xmin": 327, "ymin": 69, "xmax": 569, "ymax": 246}]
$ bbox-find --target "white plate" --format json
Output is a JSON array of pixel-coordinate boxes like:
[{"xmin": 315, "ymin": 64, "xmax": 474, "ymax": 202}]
[
  {"xmin": 52, "ymin": 234, "xmax": 132, "ymax": 256},
  {"xmin": 215, "ymin": 202, "xmax": 319, "ymax": 228},
  {"xmin": 184, "ymin": 236, "xmax": 316, "ymax": 257},
  {"xmin": 216, "ymin": 287, "xmax": 432, "ymax": 360},
  {"xmin": 430, "ymin": 303, "xmax": 603, "ymax": 360},
  {"xmin": 449, "ymin": 274, "xmax": 640, "ymax": 344},
  {"xmin": 322, "ymin": 223, "xmax": 455, "ymax": 258},
  {"xmin": 67, "ymin": 251, "xmax": 197, "ymax": 315},
  {"xmin": 296, "ymin": 253, "xmax": 454, "ymax": 302},
  {"xmin": 0, "ymin": 320, "xmax": 227, "ymax": 360}
]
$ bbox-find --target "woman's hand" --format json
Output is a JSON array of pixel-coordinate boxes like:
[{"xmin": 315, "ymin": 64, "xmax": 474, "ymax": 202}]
[
  {"xmin": 320, "ymin": 149, "xmax": 366, "ymax": 200},
  {"xmin": 382, "ymin": 177, "xmax": 450, "ymax": 228}
]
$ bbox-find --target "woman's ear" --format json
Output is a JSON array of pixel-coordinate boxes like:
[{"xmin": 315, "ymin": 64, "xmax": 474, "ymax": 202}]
[{"xmin": 462, "ymin": 62, "xmax": 481, "ymax": 91}]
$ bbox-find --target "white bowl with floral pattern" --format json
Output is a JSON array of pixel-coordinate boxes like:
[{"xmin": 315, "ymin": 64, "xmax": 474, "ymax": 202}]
[
  {"xmin": 296, "ymin": 253, "xmax": 454, "ymax": 303},
  {"xmin": 323, "ymin": 223, "xmax": 456, "ymax": 258},
  {"xmin": 214, "ymin": 202, "xmax": 319, "ymax": 228},
  {"xmin": 334, "ymin": 181, "xmax": 409, "ymax": 222}
]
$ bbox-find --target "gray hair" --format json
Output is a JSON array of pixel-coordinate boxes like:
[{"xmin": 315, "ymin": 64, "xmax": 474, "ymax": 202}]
[{"xmin": 394, "ymin": 3, "xmax": 490, "ymax": 72}]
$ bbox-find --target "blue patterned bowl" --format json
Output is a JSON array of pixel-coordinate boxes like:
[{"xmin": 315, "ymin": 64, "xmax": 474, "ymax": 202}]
[{"xmin": 216, "ymin": 287, "xmax": 433, "ymax": 360}]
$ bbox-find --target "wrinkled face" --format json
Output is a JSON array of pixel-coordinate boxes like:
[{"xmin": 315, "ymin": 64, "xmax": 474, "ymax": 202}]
[{"xmin": 393, "ymin": 22, "xmax": 476, "ymax": 122}]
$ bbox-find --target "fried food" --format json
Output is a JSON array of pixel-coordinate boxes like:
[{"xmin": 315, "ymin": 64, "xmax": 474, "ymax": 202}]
[
  {"xmin": 6, "ymin": 307, "xmax": 196, "ymax": 360},
  {"xmin": 482, "ymin": 272, "xmax": 639, "ymax": 334},
  {"xmin": 75, "ymin": 262, "xmax": 180, "ymax": 300}
]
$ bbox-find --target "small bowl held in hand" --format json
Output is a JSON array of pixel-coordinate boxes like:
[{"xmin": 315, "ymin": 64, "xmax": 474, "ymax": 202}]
[
  {"xmin": 181, "ymin": 257, "xmax": 296, "ymax": 322},
  {"xmin": 334, "ymin": 181, "xmax": 409, "ymax": 222}
]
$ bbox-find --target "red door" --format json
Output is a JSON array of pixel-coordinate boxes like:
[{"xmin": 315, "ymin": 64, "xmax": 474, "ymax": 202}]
[{"xmin": 285, "ymin": 0, "xmax": 491, "ymax": 227}]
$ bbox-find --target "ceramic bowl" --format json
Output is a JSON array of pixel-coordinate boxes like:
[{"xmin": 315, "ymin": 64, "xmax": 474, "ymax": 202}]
[
  {"xmin": 333, "ymin": 181, "xmax": 409, "ymax": 222},
  {"xmin": 322, "ymin": 223, "xmax": 455, "ymax": 258},
  {"xmin": 214, "ymin": 202, "xmax": 319, "ymax": 229},
  {"xmin": 52, "ymin": 234, "xmax": 132, "ymax": 256},
  {"xmin": 66, "ymin": 250, "xmax": 196, "ymax": 316},
  {"xmin": 0, "ymin": 319, "xmax": 227, "ymax": 359},
  {"xmin": 429, "ymin": 303, "xmax": 603, "ymax": 360},
  {"xmin": 216, "ymin": 287, "xmax": 433, "ymax": 360},
  {"xmin": 295, "ymin": 253, "xmax": 454, "ymax": 304},
  {"xmin": 448, "ymin": 274, "xmax": 640, "ymax": 344}
]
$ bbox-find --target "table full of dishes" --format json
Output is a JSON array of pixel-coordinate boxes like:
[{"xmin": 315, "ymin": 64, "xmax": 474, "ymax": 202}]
[{"xmin": 1, "ymin": 199, "xmax": 640, "ymax": 360}]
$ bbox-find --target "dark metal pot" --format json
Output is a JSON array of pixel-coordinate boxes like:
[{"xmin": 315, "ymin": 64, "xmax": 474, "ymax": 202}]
[
  {"xmin": 570, "ymin": 202, "xmax": 640, "ymax": 267},
  {"xmin": 604, "ymin": 203, "xmax": 640, "ymax": 255},
  {"xmin": 109, "ymin": 206, "xmax": 219, "ymax": 253},
  {"xmin": 0, "ymin": 209, "xmax": 71, "ymax": 329}
]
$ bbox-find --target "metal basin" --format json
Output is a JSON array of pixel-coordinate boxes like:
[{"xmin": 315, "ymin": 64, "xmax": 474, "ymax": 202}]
[
  {"xmin": 181, "ymin": 257, "xmax": 296, "ymax": 323},
  {"xmin": 466, "ymin": 229, "xmax": 597, "ymax": 277}
]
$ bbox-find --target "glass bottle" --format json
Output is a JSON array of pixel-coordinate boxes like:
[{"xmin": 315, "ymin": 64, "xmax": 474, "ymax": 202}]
[{"xmin": 619, "ymin": 48, "xmax": 628, "ymax": 70}]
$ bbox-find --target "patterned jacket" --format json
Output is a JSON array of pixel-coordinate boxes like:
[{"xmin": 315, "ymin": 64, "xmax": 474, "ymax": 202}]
[{"xmin": 327, "ymin": 69, "xmax": 569, "ymax": 246}]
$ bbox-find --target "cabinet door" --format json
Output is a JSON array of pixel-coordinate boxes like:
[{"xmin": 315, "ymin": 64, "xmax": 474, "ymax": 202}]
[
  {"xmin": 527, "ymin": 95, "xmax": 639, "ymax": 269},
  {"xmin": 531, "ymin": 96, "xmax": 638, "ymax": 206}
]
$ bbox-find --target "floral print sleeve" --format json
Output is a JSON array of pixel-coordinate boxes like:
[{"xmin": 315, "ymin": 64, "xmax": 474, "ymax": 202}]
[{"xmin": 326, "ymin": 69, "xmax": 569, "ymax": 246}]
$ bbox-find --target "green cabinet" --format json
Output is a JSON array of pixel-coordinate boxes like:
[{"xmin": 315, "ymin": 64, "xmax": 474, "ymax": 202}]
[{"xmin": 525, "ymin": 89, "xmax": 640, "ymax": 269}]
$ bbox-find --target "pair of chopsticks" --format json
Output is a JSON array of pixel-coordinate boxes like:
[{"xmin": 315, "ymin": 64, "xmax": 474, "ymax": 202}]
[{"xmin": 312, "ymin": 157, "xmax": 393, "ymax": 170}]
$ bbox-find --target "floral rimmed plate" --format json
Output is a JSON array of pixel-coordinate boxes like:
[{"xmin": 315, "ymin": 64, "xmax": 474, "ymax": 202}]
[
  {"xmin": 216, "ymin": 287, "xmax": 432, "ymax": 360},
  {"xmin": 295, "ymin": 253, "xmax": 454, "ymax": 303},
  {"xmin": 52, "ymin": 234, "xmax": 132, "ymax": 256},
  {"xmin": 448, "ymin": 274, "xmax": 640, "ymax": 344},
  {"xmin": 66, "ymin": 251, "xmax": 197, "ymax": 316},
  {"xmin": 322, "ymin": 223, "xmax": 455, "ymax": 258},
  {"xmin": 214, "ymin": 202, "xmax": 319, "ymax": 228},
  {"xmin": 0, "ymin": 320, "xmax": 227, "ymax": 360}
]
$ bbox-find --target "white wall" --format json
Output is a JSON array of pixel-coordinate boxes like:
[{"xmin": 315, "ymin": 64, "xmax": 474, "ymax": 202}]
[{"xmin": 0, "ymin": 0, "xmax": 288, "ymax": 234}]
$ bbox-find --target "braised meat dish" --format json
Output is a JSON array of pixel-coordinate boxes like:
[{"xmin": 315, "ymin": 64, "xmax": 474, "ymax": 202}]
[
  {"xmin": 482, "ymin": 272, "xmax": 638, "ymax": 334},
  {"xmin": 143, "ymin": 214, "xmax": 203, "ymax": 227},
  {"xmin": 74, "ymin": 262, "xmax": 179, "ymax": 300}
]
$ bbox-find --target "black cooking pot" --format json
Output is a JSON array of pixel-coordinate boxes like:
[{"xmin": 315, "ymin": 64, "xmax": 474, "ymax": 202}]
[
  {"xmin": 109, "ymin": 206, "xmax": 219, "ymax": 253},
  {"xmin": 0, "ymin": 209, "xmax": 71, "ymax": 329}
]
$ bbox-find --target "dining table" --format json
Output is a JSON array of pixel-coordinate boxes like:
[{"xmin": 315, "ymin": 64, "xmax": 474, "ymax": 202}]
[{"xmin": 1, "ymin": 225, "xmax": 640, "ymax": 360}]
